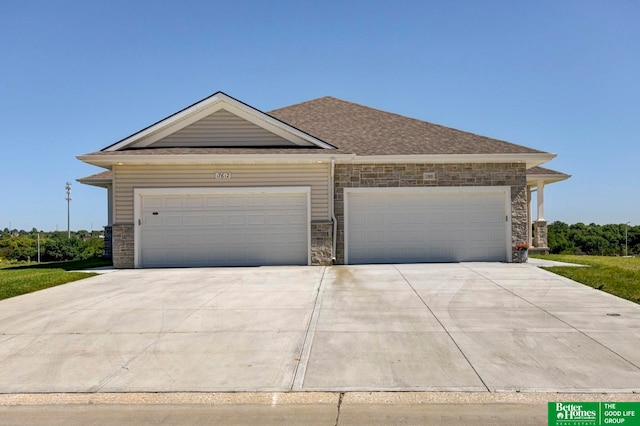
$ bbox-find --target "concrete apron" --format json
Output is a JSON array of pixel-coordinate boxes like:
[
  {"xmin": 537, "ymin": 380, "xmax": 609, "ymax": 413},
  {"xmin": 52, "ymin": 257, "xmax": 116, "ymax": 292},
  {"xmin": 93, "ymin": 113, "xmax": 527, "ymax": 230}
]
[{"xmin": 0, "ymin": 263, "xmax": 639, "ymax": 394}]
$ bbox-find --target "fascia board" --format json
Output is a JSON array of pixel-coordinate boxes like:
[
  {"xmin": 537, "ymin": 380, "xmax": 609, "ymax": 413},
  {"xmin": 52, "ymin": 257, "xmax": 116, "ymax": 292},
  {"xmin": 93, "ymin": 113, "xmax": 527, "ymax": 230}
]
[
  {"xmin": 344, "ymin": 153, "xmax": 556, "ymax": 167},
  {"xmin": 526, "ymin": 173, "xmax": 571, "ymax": 185},
  {"xmin": 76, "ymin": 178, "xmax": 111, "ymax": 188},
  {"xmin": 77, "ymin": 153, "xmax": 356, "ymax": 167}
]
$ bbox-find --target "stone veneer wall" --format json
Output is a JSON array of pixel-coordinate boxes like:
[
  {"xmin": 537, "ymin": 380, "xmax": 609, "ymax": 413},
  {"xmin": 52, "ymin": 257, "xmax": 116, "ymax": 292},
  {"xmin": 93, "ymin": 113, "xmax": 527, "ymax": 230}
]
[
  {"xmin": 311, "ymin": 221, "xmax": 333, "ymax": 265},
  {"xmin": 112, "ymin": 224, "xmax": 134, "ymax": 268},
  {"xmin": 103, "ymin": 225, "xmax": 113, "ymax": 259},
  {"xmin": 333, "ymin": 163, "xmax": 528, "ymax": 264}
]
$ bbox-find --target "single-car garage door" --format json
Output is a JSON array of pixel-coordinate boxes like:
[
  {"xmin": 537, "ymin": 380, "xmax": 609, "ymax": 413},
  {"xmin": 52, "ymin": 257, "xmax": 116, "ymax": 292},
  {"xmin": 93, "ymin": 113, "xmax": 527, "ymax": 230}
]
[
  {"xmin": 345, "ymin": 187, "xmax": 510, "ymax": 264},
  {"xmin": 135, "ymin": 187, "xmax": 309, "ymax": 268}
]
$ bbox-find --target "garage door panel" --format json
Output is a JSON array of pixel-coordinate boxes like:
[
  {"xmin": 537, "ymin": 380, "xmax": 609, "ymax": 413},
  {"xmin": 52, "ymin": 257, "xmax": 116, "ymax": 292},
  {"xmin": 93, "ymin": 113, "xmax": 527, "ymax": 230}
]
[
  {"xmin": 185, "ymin": 198, "xmax": 204, "ymax": 208},
  {"xmin": 205, "ymin": 197, "xmax": 225, "ymax": 208},
  {"xmin": 163, "ymin": 197, "xmax": 185, "ymax": 209},
  {"xmin": 247, "ymin": 214, "xmax": 265, "ymax": 225},
  {"xmin": 139, "ymin": 190, "xmax": 308, "ymax": 267},
  {"xmin": 347, "ymin": 189, "xmax": 507, "ymax": 264},
  {"xmin": 164, "ymin": 215, "xmax": 184, "ymax": 226},
  {"xmin": 205, "ymin": 215, "xmax": 225, "ymax": 226},
  {"xmin": 184, "ymin": 215, "xmax": 204, "ymax": 226}
]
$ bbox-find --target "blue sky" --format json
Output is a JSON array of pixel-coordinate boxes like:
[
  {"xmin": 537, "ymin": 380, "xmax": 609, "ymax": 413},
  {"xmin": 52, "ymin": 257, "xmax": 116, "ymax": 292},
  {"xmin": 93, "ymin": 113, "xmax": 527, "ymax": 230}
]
[{"xmin": 1, "ymin": 0, "xmax": 638, "ymax": 231}]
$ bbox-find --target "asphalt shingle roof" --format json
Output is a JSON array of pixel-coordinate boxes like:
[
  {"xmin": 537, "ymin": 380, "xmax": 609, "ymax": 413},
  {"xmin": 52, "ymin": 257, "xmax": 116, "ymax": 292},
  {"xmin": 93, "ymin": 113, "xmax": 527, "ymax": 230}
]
[
  {"xmin": 268, "ymin": 97, "xmax": 546, "ymax": 156},
  {"xmin": 84, "ymin": 95, "xmax": 549, "ymax": 157},
  {"xmin": 527, "ymin": 166, "xmax": 569, "ymax": 177}
]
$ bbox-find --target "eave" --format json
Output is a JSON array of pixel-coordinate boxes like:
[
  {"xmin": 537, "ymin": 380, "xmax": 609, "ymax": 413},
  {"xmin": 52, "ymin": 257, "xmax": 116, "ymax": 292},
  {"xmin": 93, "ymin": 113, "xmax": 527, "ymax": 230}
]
[
  {"xmin": 77, "ymin": 152, "xmax": 555, "ymax": 168},
  {"xmin": 527, "ymin": 172, "xmax": 571, "ymax": 186},
  {"xmin": 346, "ymin": 152, "xmax": 556, "ymax": 168},
  {"xmin": 77, "ymin": 153, "xmax": 357, "ymax": 167}
]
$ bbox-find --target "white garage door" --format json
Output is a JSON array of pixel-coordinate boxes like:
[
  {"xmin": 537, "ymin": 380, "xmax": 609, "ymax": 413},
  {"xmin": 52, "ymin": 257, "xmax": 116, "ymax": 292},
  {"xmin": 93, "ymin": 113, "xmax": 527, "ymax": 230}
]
[
  {"xmin": 345, "ymin": 188, "xmax": 509, "ymax": 264},
  {"xmin": 136, "ymin": 188, "xmax": 309, "ymax": 267}
]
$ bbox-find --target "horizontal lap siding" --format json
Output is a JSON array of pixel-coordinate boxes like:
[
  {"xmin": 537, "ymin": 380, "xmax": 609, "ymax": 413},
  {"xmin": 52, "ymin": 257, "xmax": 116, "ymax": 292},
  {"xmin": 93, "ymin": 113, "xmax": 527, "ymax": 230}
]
[
  {"xmin": 114, "ymin": 164, "xmax": 329, "ymax": 223},
  {"xmin": 149, "ymin": 110, "xmax": 296, "ymax": 147}
]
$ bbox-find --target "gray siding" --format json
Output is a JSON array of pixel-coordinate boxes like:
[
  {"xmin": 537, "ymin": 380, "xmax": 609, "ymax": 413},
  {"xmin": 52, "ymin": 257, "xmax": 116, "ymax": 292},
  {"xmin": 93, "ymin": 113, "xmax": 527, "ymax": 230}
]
[
  {"xmin": 114, "ymin": 164, "xmax": 330, "ymax": 223},
  {"xmin": 148, "ymin": 109, "xmax": 296, "ymax": 147}
]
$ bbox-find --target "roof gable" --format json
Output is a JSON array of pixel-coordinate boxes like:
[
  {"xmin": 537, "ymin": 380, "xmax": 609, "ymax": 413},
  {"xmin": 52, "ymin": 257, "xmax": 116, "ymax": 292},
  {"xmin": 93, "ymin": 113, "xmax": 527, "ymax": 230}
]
[
  {"xmin": 148, "ymin": 109, "xmax": 297, "ymax": 148},
  {"xmin": 104, "ymin": 92, "xmax": 335, "ymax": 151}
]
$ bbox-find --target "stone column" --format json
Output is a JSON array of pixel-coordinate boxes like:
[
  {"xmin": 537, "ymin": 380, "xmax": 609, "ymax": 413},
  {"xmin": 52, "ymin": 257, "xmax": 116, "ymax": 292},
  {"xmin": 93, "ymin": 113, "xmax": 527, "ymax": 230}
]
[
  {"xmin": 532, "ymin": 181, "xmax": 549, "ymax": 252},
  {"xmin": 533, "ymin": 220, "xmax": 549, "ymax": 251},
  {"xmin": 103, "ymin": 226, "xmax": 113, "ymax": 259},
  {"xmin": 112, "ymin": 224, "xmax": 135, "ymax": 268}
]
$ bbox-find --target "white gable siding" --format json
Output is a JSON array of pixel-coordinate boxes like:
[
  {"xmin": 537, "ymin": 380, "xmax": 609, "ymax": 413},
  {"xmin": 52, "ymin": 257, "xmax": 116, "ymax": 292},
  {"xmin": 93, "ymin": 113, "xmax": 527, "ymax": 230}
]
[
  {"xmin": 147, "ymin": 109, "xmax": 296, "ymax": 148},
  {"xmin": 114, "ymin": 164, "xmax": 330, "ymax": 223}
]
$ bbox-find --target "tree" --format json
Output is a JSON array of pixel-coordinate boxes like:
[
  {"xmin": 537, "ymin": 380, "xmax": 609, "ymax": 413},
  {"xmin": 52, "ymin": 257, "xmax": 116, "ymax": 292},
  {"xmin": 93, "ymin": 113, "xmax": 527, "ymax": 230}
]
[{"xmin": 43, "ymin": 237, "xmax": 83, "ymax": 261}]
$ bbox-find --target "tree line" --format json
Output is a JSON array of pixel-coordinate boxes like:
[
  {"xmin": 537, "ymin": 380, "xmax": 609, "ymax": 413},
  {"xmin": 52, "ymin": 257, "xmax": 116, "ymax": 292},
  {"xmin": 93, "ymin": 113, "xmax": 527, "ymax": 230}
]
[
  {"xmin": 0, "ymin": 228, "xmax": 105, "ymax": 263},
  {"xmin": 548, "ymin": 222, "xmax": 639, "ymax": 256}
]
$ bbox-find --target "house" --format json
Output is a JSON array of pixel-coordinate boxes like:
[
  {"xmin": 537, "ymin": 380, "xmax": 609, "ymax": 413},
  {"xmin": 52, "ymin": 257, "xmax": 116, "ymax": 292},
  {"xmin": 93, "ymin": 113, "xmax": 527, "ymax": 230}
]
[{"xmin": 78, "ymin": 92, "xmax": 569, "ymax": 268}]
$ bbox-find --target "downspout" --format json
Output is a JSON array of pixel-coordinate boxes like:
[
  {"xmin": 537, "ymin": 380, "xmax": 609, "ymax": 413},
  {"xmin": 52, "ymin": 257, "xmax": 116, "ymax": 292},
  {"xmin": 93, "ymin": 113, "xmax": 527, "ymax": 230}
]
[{"xmin": 330, "ymin": 158, "xmax": 337, "ymax": 263}]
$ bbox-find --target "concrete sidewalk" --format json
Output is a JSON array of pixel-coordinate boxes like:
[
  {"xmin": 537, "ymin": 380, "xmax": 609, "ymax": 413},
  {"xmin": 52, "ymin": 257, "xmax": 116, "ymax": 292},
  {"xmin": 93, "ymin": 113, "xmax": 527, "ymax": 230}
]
[{"xmin": 1, "ymin": 263, "xmax": 639, "ymax": 394}]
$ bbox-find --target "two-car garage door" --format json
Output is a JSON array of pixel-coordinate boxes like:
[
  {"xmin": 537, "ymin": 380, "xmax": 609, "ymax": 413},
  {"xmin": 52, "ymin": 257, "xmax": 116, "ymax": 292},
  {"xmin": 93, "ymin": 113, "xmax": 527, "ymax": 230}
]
[
  {"xmin": 134, "ymin": 186, "xmax": 510, "ymax": 267},
  {"xmin": 345, "ymin": 187, "xmax": 510, "ymax": 264},
  {"xmin": 136, "ymin": 188, "xmax": 309, "ymax": 268}
]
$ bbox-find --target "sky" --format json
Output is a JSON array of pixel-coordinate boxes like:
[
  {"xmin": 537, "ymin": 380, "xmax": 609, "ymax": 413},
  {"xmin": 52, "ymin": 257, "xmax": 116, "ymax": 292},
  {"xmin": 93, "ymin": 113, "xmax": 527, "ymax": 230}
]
[{"xmin": 1, "ymin": 0, "xmax": 639, "ymax": 232}]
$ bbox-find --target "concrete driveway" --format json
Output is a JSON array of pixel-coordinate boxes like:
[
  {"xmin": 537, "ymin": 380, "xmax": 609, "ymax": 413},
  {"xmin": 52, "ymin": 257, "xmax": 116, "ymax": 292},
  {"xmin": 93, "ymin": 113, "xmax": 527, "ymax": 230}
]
[{"xmin": 1, "ymin": 263, "xmax": 639, "ymax": 393}]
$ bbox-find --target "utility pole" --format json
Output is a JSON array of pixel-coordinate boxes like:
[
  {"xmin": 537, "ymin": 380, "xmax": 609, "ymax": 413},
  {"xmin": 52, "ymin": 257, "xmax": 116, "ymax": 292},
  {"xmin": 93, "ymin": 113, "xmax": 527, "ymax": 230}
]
[{"xmin": 65, "ymin": 182, "xmax": 72, "ymax": 238}]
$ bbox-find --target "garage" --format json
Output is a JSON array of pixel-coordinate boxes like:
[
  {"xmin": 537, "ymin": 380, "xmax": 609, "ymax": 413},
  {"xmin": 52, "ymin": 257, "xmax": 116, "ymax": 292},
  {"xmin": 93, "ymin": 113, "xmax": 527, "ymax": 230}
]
[
  {"xmin": 134, "ymin": 187, "xmax": 310, "ymax": 268},
  {"xmin": 344, "ymin": 187, "xmax": 510, "ymax": 264}
]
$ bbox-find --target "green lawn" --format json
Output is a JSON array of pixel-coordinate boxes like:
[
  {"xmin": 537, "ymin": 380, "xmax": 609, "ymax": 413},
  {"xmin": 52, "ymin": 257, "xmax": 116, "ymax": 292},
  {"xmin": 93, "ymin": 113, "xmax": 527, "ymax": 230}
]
[
  {"xmin": 534, "ymin": 254, "xmax": 640, "ymax": 304},
  {"xmin": 0, "ymin": 258, "xmax": 112, "ymax": 301}
]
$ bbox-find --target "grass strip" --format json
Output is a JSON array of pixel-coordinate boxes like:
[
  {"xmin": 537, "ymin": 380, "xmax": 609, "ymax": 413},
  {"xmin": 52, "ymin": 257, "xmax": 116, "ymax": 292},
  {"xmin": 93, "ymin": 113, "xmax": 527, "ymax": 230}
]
[
  {"xmin": 0, "ymin": 258, "xmax": 112, "ymax": 301},
  {"xmin": 535, "ymin": 255, "xmax": 640, "ymax": 304}
]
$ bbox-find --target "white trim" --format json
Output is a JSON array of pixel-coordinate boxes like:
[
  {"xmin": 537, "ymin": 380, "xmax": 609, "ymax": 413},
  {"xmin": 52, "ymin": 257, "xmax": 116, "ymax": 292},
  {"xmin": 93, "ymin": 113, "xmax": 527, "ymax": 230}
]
[
  {"xmin": 78, "ymin": 152, "xmax": 554, "ymax": 169},
  {"xmin": 106, "ymin": 93, "xmax": 334, "ymax": 152},
  {"xmin": 345, "ymin": 153, "xmax": 556, "ymax": 168},
  {"xmin": 536, "ymin": 180, "xmax": 545, "ymax": 222},
  {"xmin": 77, "ymin": 154, "xmax": 355, "ymax": 168},
  {"xmin": 133, "ymin": 186, "xmax": 312, "ymax": 268},
  {"xmin": 107, "ymin": 185, "xmax": 113, "ymax": 226},
  {"xmin": 343, "ymin": 186, "xmax": 512, "ymax": 264},
  {"xmin": 526, "ymin": 173, "xmax": 570, "ymax": 185}
]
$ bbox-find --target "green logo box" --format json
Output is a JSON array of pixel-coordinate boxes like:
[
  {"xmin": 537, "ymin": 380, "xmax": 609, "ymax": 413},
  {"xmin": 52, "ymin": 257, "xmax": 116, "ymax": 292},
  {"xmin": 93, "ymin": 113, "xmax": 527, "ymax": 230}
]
[{"xmin": 548, "ymin": 402, "xmax": 640, "ymax": 426}]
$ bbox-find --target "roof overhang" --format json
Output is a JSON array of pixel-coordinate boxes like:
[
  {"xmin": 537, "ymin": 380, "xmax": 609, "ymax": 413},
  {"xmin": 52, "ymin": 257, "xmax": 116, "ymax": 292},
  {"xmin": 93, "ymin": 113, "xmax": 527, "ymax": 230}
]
[
  {"xmin": 76, "ymin": 176, "xmax": 112, "ymax": 188},
  {"xmin": 345, "ymin": 153, "xmax": 556, "ymax": 168},
  {"xmin": 527, "ymin": 172, "xmax": 571, "ymax": 186},
  {"xmin": 103, "ymin": 92, "xmax": 335, "ymax": 151},
  {"xmin": 78, "ymin": 152, "xmax": 555, "ymax": 168},
  {"xmin": 77, "ymin": 153, "xmax": 357, "ymax": 167}
]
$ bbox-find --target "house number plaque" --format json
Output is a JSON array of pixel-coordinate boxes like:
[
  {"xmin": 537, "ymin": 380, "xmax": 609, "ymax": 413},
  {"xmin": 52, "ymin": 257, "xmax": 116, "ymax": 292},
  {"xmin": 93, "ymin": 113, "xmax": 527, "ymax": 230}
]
[{"xmin": 213, "ymin": 172, "xmax": 232, "ymax": 179}]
